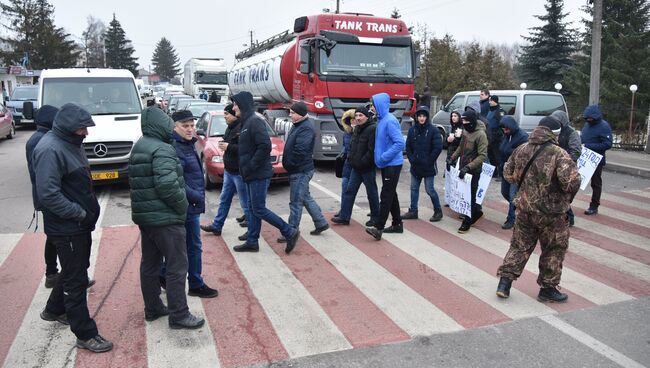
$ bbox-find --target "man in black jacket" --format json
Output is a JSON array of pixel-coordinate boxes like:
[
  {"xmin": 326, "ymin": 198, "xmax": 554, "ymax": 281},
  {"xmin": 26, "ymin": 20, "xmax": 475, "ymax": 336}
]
[
  {"xmin": 232, "ymin": 91, "xmax": 300, "ymax": 253},
  {"xmin": 332, "ymin": 106, "xmax": 379, "ymax": 226},
  {"xmin": 33, "ymin": 103, "xmax": 113, "ymax": 353}
]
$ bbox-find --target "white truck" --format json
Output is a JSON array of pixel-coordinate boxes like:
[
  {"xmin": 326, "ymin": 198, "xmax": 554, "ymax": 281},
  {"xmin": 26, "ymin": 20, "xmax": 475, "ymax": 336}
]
[{"xmin": 183, "ymin": 58, "xmax": 229, "ymax": 98}]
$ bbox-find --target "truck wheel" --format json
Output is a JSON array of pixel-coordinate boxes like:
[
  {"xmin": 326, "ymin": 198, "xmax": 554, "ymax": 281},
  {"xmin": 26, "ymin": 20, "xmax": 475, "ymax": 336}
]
[
  {"xmin": 6, "ymin": 122, "xmax": 15, "ymax": 139},
  {"xmin": 203, "ymin": 160, "xmax": 216, "ymax": 190}
]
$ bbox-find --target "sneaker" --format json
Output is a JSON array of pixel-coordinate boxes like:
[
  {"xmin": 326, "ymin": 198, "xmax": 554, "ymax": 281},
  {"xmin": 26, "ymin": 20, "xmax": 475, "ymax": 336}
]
[
  {"xmin": 238, "ymin": 232, "xmax": 248, "ymax": 241},
  {"xmin": 430, "ymin": 211, "xmax": 443, "ymax": 222},
  {"xmin": 159, "ymin": 276, "xmax": 166, "ymax": 290},
  {"xmin": 470, "ymin": 211, "xmax": 484, "ymax": 225},
  {"xmin": 169, "ymin": 313, "xmax": 205, "ymax": 330},
  {"xmin": 333, "ymin": 212, "xmax": 340, "ymax": 217},
  {"xmin": 200, "ymin": 224, "xmax": 221, "ymax": 236},
  {"xmin": 233, "ymin": 243, "xmax": 259, "ymax": 252},
  {"xmin": 236, "ymin": 214, "xmax": 246, "ymax": 223},
  {"xmin": 365, "ymin": 226, "xmax": 382, "ymax": 241},
  {"xmin": 144, "ymin": 306, "xmax": 169, "ymax": 322},
  {"xmin": 331, "ymin": 216, "xmax": 350, "ymax": 225},
  {"xmin": 496, "ymin": 277, "xmax": 512, "ymax": 298},
  {"xmin": 401, "ymin": 210, "xmax": 418, "ymax": 220},
  {"xmin": 310, "ymin": 223, "xmax": 330, "ymax": 235},
  {"xmin": 457, "ymin": 220, "xmax": 471, "ymax": 234},
  {"xmin": 40, "ymin": 309, "xmax": 69, "ymax": 325},
  {"xmin": 584, "ymin": 207, "xmax": 598, "ymax": 215},
  {"xmin": 239, "ymin": 220, "xmax": 248, "ymax": 228},
  {"xmin": 76, "ymin": 335, "xmax": 113, "ymax": 353},
  {"xmin": 188, "ymin": 285, "xmax": 219, "ymax": 298},
  {"xmin": 538, "ymin": 287, "xmax": 568, "ymax": 303},
  {"xmin": 277, "ymin": 236, "xmax": 287, "ymax": 243},
  {"xmin": 45, "ymin": 273, "xmax": 59, "ymax": 288},
  {"xmin": 383, "ymin": 224, "xmax": 403, "ymax": 233},
  {"xmin": 501, "ymin": 221, "xmax": 514, "ymax": 230},
  {"xmin": 365, "ymin": 220, "xmax": 375, "ymax": 227},
  {"xmin": 285, "ymin": 230, "xmax": 300, "ymax": 254}
]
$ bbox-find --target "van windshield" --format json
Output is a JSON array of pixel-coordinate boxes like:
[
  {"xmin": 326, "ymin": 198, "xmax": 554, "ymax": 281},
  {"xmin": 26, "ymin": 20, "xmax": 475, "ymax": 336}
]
[
  {"xmin": 11, "ymin": 87, "xmax": 38, "ymax": 100},
  {"xmin": 42, "ymin": 77, "xmax": 141, "ymax": 115}
]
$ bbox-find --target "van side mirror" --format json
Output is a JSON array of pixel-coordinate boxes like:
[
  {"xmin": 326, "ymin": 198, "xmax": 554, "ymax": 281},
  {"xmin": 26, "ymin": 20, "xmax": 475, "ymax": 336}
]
[
  {"xmin": 23, "ymin": 101, "xmax": 34, "ymax": 120},
  {"xmin": 299, "ymin": 42, "xmax": 311, "ymax": 74}
]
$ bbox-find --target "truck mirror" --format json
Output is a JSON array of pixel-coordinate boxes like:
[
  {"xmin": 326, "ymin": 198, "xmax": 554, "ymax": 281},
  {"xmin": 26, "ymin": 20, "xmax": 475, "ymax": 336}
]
[
  {"xmin": 22, "ymin": 101, "xmax": 34, "ymax": 120},
  {"xmin": 299, "ymin": 43, "xmax": 310, "ymax": 74}
]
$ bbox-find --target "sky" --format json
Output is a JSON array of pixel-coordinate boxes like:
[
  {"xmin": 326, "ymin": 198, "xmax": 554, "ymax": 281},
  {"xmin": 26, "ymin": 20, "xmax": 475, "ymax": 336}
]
[{"xmin": 45, "ymin": 0, "xmax": 591, "ymax": 71}]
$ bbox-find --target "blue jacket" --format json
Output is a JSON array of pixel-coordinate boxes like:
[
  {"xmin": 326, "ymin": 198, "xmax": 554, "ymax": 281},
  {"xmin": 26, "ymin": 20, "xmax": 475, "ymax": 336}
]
[
  {"xmin": 372, "ymin": 93, "xmax": 404, "ymax": 168},
  {"xmin": 173, "ymin": 131, "xmax": 205, "ymax": 215},
  {"xmin": 498, "ymin": 116, "xmax": 528, "ymax": 170},
  {"xmin": 406, "ymin": 106, "xmax": 442, "ymax": 177},
  {"xmin": 581, "ymin": 105, "xmax": 612, "ymax": 165},
  {"xmin": 26, "ymin": 105, "xmax": 59, "ymax": 210},
  {"xmin": 282, "ymin": 116, "xmax": 315, "ymax": 174},
  {"xmin": 479, "ymin": 98, "xmax": 490, "ymax": 118},
  {"xmin": 233, "ymin": 92, "xmax": 273, "ymax": 182}
]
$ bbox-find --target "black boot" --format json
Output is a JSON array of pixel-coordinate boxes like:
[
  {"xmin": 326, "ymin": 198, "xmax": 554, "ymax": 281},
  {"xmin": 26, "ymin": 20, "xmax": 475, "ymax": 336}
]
[
  {"xmin": 496, "ymin": 277, "xmax": 512, "ymax": 298},
  {"xmin": 538, "ymin": 287, "xmax": 568, "ymax": 303}
]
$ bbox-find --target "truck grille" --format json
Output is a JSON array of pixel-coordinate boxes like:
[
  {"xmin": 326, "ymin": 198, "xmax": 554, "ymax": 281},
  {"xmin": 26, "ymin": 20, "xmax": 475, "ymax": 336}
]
[{"xmin": 84, "ymin": 141, "xmax": 133, "ymax": 159}]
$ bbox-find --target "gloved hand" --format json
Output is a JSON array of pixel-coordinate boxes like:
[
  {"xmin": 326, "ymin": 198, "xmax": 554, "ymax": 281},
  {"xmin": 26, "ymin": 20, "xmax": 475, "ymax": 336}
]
[
  {"xmin": 458, "ymin": 166, "xmax": 470, "ymax": 179},
  {"xmin": 445, "ymin": 158, "xmax": 453, "ymax": 172}
]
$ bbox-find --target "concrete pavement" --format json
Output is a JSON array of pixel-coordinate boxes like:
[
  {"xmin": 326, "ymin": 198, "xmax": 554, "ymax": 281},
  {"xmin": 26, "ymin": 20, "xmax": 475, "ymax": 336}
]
[{"xmin": 604, "ymin": 149, "xmax": 650, "ymax": 178}]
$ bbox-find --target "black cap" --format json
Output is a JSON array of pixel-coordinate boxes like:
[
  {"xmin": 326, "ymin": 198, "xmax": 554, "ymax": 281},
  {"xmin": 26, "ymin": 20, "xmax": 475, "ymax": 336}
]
[
  {"xmin": 224, "ymin": 103, "xmax": 235, "ymax": 116},
  {"xmin": 290, "ymin": 101, "xmax": 308, "ymax": 117},
  {"xmin": 538, "ymin": 116, "xmax": 562, "ymax": 134},
  {"xmin": 489, "ymin": 95, "xmax": 499, "ymax": 103},
  {"xmin": 172, "ymin": 110, "xmax": 194, "ymax": 123},
  {"xmin": 355, "ymin": 105, "xmax": 370, "ymax": 118},
  {"xmin": 461, "ymin": 109, "xmax": 477, "ymax": 124}
]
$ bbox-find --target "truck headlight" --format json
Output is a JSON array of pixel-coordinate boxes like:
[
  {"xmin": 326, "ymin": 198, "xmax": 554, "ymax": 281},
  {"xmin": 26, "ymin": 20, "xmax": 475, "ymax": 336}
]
[
  {"xmin": 321, "ymin": 134, "xmax": 338, "ymax": 145},
  {"xmin": 211, "ymin": 155, "xmax": 223, "ymax": 163}
]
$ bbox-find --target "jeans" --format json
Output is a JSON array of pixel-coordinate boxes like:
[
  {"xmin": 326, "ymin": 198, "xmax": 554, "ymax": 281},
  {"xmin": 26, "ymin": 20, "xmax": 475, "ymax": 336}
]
[
  {"xmin": 339, "ymin": 168, "xmax": 380, "ymax": 222},
  {"xmin": 289, "ymin": 170, "xmax": 327, "ymax": 229},
  {"xmin": 409, "ymin": 174, "xmax": 441, "ymax": 212},
  {"xmin": 45, "ymin": 233, "xmax": 98, "ymax": 340},
  {"xmin": 246, "ymin": 178, "xmax": 295, "ymax": 245},
  {"xmin": 589, "ymin": 163, "xmax": 604, "ymax": 208},
  {"xmin": 500, "ymin": 179, "xmax": 519, "ymax": 224},
  {"xmin": 212, "ymin": 170, "xmax": 249, "ymax": 231},
  {"xmin": 378, "ymin": 165, "xmax": 402, "ymax": 230},
  {"xmin": 44, "ymin": 235, "xmax": 58, "ymax": 276}
]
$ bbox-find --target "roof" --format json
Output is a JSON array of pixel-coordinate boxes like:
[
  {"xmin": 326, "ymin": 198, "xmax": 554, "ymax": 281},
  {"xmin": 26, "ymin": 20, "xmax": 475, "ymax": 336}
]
[{"xmin": 40, "ymin": 68, "xmax": 136, "ymax": 79}]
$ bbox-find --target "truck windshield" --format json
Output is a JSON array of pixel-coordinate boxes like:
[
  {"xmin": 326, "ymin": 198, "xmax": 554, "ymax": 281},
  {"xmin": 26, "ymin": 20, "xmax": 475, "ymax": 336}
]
[
  {"xmin": 11, "ymin": 87, "xmax": 38, "ymax": 100},
  {"xmin": 42, "ymin": 77, "xmax": 141, "ymax": 115},
  {"xmin": 195, "ymin": 72, "xmax": 228, "ymax": 85},
  {"xmin": 319, "ymin": 44, "xmax": 413, "ymax": 78}
]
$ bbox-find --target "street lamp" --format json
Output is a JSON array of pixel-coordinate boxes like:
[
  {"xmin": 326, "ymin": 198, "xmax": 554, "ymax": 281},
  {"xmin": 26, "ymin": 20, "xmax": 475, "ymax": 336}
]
[
  {"xmin": 554, "ymin": 83, "xmax": 563, "ymax": 93},
  {"xmin": 520, "ymin": 82, "xmax": 527, "ymax": 90},
  {"xmin": 628, "ymin": 84, "xmax": 638, "ymax": 143}
]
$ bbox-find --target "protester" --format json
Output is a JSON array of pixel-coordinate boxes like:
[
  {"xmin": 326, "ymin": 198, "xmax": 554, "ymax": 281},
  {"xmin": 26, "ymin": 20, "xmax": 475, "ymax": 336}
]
[
  {"xmin": 402, "ymin": 106, "xmax": 443, "ymax": 222},
  {"xmin": 446, "ymin": 109, "xmax": 463, "ymax": 162},
  {"xmin": 365, "ymin": 93, "xmax": 405, "ymax": 240},
  {"xmin": 479, "ymin": 89, "xmax": 490, "ymax": 118},
  {"xmin": 498, "ymin": 116, "xmax": 528, "ymax": 229},
  {"xmin": 581, "ymin": 105, "xmax": 613, "ymax": 215},
  {"xmin": 208, "ymin": 91, "xmax": 219, "ymax": 102},
  {"xmin": 231, "ymin": 91, "xmax": 300, "ymax": 253},
  {"xmin": 496, "ymin": 116, "xmax": 580, "ymax": 303},
  {"xmin": 486, "ymin": 95, "xmax": 504, "ymax": 178},
  {"xmin": 129, "ymin": 106, "xmax": 205, "ymax": 330},
  {"xmin": 33, "ymin": 103, "xmax": 113, "ymax": 352},
  {"xmin": 336, "ymin": 108, "xmax": 355, "ymax": 210},
  {"xmin": 551, "ymin": 110, "xmax": 581, "ymax": 226}
]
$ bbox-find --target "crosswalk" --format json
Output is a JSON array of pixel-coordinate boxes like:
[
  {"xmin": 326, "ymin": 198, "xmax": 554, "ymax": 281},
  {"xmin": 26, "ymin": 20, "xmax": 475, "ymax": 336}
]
[{"xmin": 1, "ymin": 187, "xmax": 649, "ymax": 368}]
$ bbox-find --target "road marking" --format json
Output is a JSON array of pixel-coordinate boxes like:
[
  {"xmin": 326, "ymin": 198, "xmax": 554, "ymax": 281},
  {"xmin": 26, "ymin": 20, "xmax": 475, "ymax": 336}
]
[
  {"xmin": 572, "ymin": 198, "xmax": 650, "ymax": 228},
  {"xmin": 540, "ymin": 315, "xmax": 646, "ymax": 368},
  {"xmin": 310, "ymin": 180, "xmax": 361, "ymax": 210},
  {"xmin": 0, "ymin": 233, "xmax": 21, "ymax": 267}
]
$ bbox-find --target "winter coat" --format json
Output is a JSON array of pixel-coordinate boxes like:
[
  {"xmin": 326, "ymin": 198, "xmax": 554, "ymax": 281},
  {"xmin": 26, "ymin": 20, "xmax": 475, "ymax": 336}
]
[
  {"xmin": 479, "ymin": 97, "xmax": 490, "ymax": 118},
  {"xmin": 581, "ymin": 105, "xmax": 613, "ymax": 165},
  {"xmin": 283, "ymin": 116, "xmax": 316, "ymax": 174},
  {"xmin": 551, "ymin": 110, "xmax": 581, "ymax": 162},
  {"xmin": 446, "ymin": 109, "xmax": 463, "ymax": 160},
  {"xmin": 498, "ymin": 116, "xmax": 528, "ymax": 170},
  {"xmin": 172, "ymin": 131, "xmax": 205, "ymax": 215},
  {"xmin": 129, "ymin": 107, "xmax": 188, "ymax": 227},
  {"xmin": 449, "ymin": 120, "xmax": 488, "ymax": 175},
  {"xmin": 223, "ymin": 119, "xmax": 242, "ymax": 174},
  {"xmin": 486, "ymin": 105, "xmax": 504, "ymax": 143},
  {"xmin": 232, "ymin": 92, "xmax": 273, "ymax": 182},
  {"xmin": 33, "ymin": 104, "xmax": 100, "ymax": 236},
  {"xmin": 406, "ymin": 106, "xmax": 442, "ymax": 178},
  {"xmin": 26, "ymin": 105, "xmax": 59, "ymax": 210},
  {"xmin": 372, "ymin": 92, "xmax": 405, "ymax": 168},
  {"xmin": 348, "ymin": 120, "xmax": 377, "ymax": 173},
  {"xmin": 504, "ymin": 126, "xmax": 580, "ymax": 215}
]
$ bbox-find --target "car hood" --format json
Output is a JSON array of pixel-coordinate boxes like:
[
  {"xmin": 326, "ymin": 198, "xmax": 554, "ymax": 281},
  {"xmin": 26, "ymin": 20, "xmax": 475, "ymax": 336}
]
[{"xmin": 83, "ymin": 114, "xmax": 142, "ymax": 144}]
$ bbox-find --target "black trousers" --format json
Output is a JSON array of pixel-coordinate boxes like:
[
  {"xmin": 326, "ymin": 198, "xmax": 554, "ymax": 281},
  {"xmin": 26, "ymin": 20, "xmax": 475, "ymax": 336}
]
[
  {"xmin": 45, "ymin": 233, "xmax": 98, "ymax": 341},
  {"xmin": 463, "ymin": 170, "xmax": 482, "ymax": 225},
  {"xmin": 44, "ymin": 236, "xmax": 59, "ymax": 276},
  {"xmin": 590, "ymin": 163, "xmax": 604, "ymax": 208},
  {"xmin": 377, "ymin": 165, "xmax": 402, "ymax": 230}
]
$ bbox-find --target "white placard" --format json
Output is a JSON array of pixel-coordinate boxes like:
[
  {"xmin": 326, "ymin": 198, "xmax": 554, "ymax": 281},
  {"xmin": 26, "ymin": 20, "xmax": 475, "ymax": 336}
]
[
  {"xmin": 577, "ymin": 147, "xmax": 603, "ymax": 190},
  {"xmin": 444, "ymin": 166, "xmax": 472, "ymax": 217},
  {"xmin": 476, "ymin": 163, "xmax": 495, "ymax": 205}
]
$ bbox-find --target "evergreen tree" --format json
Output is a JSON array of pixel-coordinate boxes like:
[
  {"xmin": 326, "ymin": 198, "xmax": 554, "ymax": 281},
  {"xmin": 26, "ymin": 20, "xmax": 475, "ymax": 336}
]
[
  {"xmin": 517, "ymin": 0, "xmax": 576, "ymax": 90},
  {"xmin": 82, "ymin": 16, "xmax": 106, "ymax": 68},
  {"xmin": 104, "ymin": 13, "xmax": 138, "ymax": 76},
  {"xmin": 422, "ymin": 34, "xmax": 464, "ymax": 101},
  {"xmin": 152, "ymin": 37, "xmax": 181, "ymax": 82}
]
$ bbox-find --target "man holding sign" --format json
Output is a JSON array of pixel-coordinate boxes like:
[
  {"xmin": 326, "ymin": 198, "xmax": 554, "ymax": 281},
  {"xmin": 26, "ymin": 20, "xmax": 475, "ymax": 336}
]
[{"xmin": 581, "ymin": 105, "xmax": 613, "ymax": 215}]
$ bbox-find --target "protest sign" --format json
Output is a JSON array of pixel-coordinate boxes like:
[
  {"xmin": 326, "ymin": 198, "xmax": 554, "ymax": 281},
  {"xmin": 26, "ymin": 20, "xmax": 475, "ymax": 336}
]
[
  {"xmin": 476, "ymin": 163, "xmax": 495, "ymax": 205},
  {"xmin": 444, "ymin": 166, "xmax": 472, "ymax": 217},
  {"xmin": 577, "ymin": 147, "xmax": 603, "ymax": 190}
]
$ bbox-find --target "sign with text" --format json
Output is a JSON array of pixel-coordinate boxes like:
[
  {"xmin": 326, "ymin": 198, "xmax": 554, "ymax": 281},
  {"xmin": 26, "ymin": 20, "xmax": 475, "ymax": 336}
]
[
  {"xmin": 444, "ymin": 166, "xmax": 472, "ymax": 217},
  {"xmin": 577, "ymin": 147, "xmax": 603, "ymax": 190},
  {"xmin": 476, "ymin": 163, "xmax": 496, "ymax": 205}
]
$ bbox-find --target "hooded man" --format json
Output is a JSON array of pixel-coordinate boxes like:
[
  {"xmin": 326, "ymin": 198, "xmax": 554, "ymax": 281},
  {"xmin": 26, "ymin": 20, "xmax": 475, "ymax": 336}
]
[
  {"xmin": 551, "ymin": 110, "xmax": 581, "ymax": 226},
  {"xmin": 33, "ymin": 103, "xmax": 113, "ymax": 353},
  {"xmin": 231, "ymin": 91, "xmax": 300, "ymax": 253},
  {"xmin": 129, "ymin": 106, "xmax": 205, "ymax": 330},
  {"xmin": 496, "ymin": 116, "xmax": 580, "ymax": 303},
  {"xmin": 486, "ymin": 95, "xmax": 504, "ymax": 178},
  {"xmin": 365, "ymin": 92, "xmax": 405, "ymax": 241},
  {"xmin": 580, "ymin": 105, "xmax": 613, "ymax": 215},
  {"xmin": 498, "ymin": 116, "xmax": 528, "ymax": 229},
  {"xmin": 402, "ymin": 105, "xmax": 444, "ymax": 222}
]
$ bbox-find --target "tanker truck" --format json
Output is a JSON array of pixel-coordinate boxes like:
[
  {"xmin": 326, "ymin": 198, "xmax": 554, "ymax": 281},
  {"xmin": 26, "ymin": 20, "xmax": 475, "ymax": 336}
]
[
  {"xmin": 184, "ymin": 58, "xmax": 229, "ymax": 98},
  {"xmin": 228, "ymin": 12, "xmax": 418, "ymax": 160}
]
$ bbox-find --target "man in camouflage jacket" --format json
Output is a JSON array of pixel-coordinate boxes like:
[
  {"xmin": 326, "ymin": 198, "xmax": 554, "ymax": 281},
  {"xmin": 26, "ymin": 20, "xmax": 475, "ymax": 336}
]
[{"xmin": 496, "ymin": 116, "xmax": 581, "ymax": 303}]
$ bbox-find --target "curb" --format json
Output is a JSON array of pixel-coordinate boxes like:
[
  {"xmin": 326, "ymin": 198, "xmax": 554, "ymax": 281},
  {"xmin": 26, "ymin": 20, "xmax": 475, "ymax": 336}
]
[{"xmin": 604, "ymin": 162, "xmax": 650, "ymax": 179}]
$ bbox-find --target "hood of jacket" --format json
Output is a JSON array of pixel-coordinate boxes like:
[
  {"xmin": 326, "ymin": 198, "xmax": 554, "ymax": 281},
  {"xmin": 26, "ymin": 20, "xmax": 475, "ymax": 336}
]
[
  {"xmin": 52, "ymin": 103, "xmax": 95, "ymax": 144},
  {"xmin": 341, "ymin": 109, "xmax": 355, "ymax": 134},
  {"xmin": 529, "ymin": 126, "xmax": 558, "ymax": 145},
  {"xmin": 500, "ymin": 115, "xmax": 519, "ymax": 135},
  {"xmin": 551, "ymin": 110, "xmax": 570, "ymax": 127},
  {"xmin": 141, "ymin": 106, "xmax": 174, "ymax": 142},
  {"xmin": 35, "ymin": 105, "xmax": 59, "ymax": 130},
  {"xmin": 465, "ymin": 100, "xmax": 481, "ymax": 114},
  {"xmin": 415, "ymin": 105, "xmax": 430, "ymax": 121},
  {"xmin": 583, "ymin": 104, "xmax": 603, "ymax": 121},
  {"xmin": 232, "ymin": 91, "xmax": 255, "ymax": 121},
  {"xmin": 371, "ymin": 92, "xmax": 391, "ymax": 119}
]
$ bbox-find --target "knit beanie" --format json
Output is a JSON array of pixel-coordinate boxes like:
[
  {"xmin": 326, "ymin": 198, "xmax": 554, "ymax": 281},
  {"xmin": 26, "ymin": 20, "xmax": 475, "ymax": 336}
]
[{"xmin": 290, "ymin": 101, "xmax": 308, "ymax": 117}]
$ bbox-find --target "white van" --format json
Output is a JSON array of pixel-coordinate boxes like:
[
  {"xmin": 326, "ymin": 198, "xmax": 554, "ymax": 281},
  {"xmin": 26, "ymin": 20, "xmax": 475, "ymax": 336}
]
[
  {"xmin": 25, "ymin": 68, "xmax": 143, "ymax": 183},
  {"xmin": 431, "ymin": 89, "xmax": 568, "ymax": 135}
]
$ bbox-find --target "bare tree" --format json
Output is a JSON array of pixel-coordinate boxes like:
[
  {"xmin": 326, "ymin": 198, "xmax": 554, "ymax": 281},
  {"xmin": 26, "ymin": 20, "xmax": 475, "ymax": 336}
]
[{"xmin": 81, "ymin": 15, "xmax": 106, "ymax": 68}]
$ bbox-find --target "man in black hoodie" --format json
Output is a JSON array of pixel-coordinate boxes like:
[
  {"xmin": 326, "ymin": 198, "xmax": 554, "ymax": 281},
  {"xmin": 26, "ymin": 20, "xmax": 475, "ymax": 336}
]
[
  {"xmin": 231, "ymin": 91, "xmax": 300, "ymax": 253},
  {"xmin": 33, "ymin": 103, "xmax": 113, "ymax": 353}
]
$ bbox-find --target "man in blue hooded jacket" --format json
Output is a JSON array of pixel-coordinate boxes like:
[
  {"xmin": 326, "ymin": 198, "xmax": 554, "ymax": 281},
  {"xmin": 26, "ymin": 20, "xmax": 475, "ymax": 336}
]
[
  {"xmin": 366, "ymin": 93, "xmax": 405, "ymax": 241},
  {"xmin": 581, "ymin": 105, "xmax": 612, "ymax": 215},
  {"xmin": 498, "ymin": 116, "xmax": 528, "ymax": 229}
]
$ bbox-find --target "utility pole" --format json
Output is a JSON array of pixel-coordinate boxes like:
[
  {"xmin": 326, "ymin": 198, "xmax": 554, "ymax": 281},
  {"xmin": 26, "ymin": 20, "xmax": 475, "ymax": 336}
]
[
  {"xmin": 589, "ymin": 0, "xmax": 603, "ymax": 105},
  {"xmin": 249, "ymin": 30, "xmax": 254, "ymax": 47},
  {"xmin": 336, "ymin": 0, "xmax": 340, "ymax": 14}
]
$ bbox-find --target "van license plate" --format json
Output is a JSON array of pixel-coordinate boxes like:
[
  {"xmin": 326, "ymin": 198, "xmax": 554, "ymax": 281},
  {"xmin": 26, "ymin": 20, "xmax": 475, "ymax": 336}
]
[{"xmin": 92, "ymin": 171, "xmax": 119, "ymax": 180}]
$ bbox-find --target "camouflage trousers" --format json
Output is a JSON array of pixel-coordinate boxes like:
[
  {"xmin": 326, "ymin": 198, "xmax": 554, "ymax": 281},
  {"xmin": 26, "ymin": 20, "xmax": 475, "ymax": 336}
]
[{"xmin": 497, "ymin": 210, "xmax": 570, "ymax": 288}]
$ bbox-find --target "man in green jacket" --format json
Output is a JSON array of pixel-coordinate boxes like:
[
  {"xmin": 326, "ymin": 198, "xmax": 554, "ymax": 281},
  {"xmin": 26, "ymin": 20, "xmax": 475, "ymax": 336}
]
[{"xmin": 129, "ymin": 107, "xmax": 205, "ymax": 330}]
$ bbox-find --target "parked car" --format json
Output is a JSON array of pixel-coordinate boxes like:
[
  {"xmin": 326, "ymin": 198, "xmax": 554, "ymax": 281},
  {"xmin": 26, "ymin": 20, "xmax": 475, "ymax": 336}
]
[
  {"xmin": 167, "ymin": 95, "xmax": 192, "ymax": 115},
  {"xmin": 6, "ymin": 85, "xmax": 39, "ymax": 126},
  {"xmin": 195, "ymin": 111, "xmax": 288, "ymax": 188},
  {"xmin": 186, "ymin": 102, "xmax": 225, "ymax": 118},
  {"xmin": 176, "ymin": 98, "xmax": 205, "ymax": 111},
  {"xmin": 139, "ymin": 84, "xmax": 153, "ymax": 98},
  {"xmin": 0, "ymin": 104, "xmax": 15, "ymax": 140}
]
